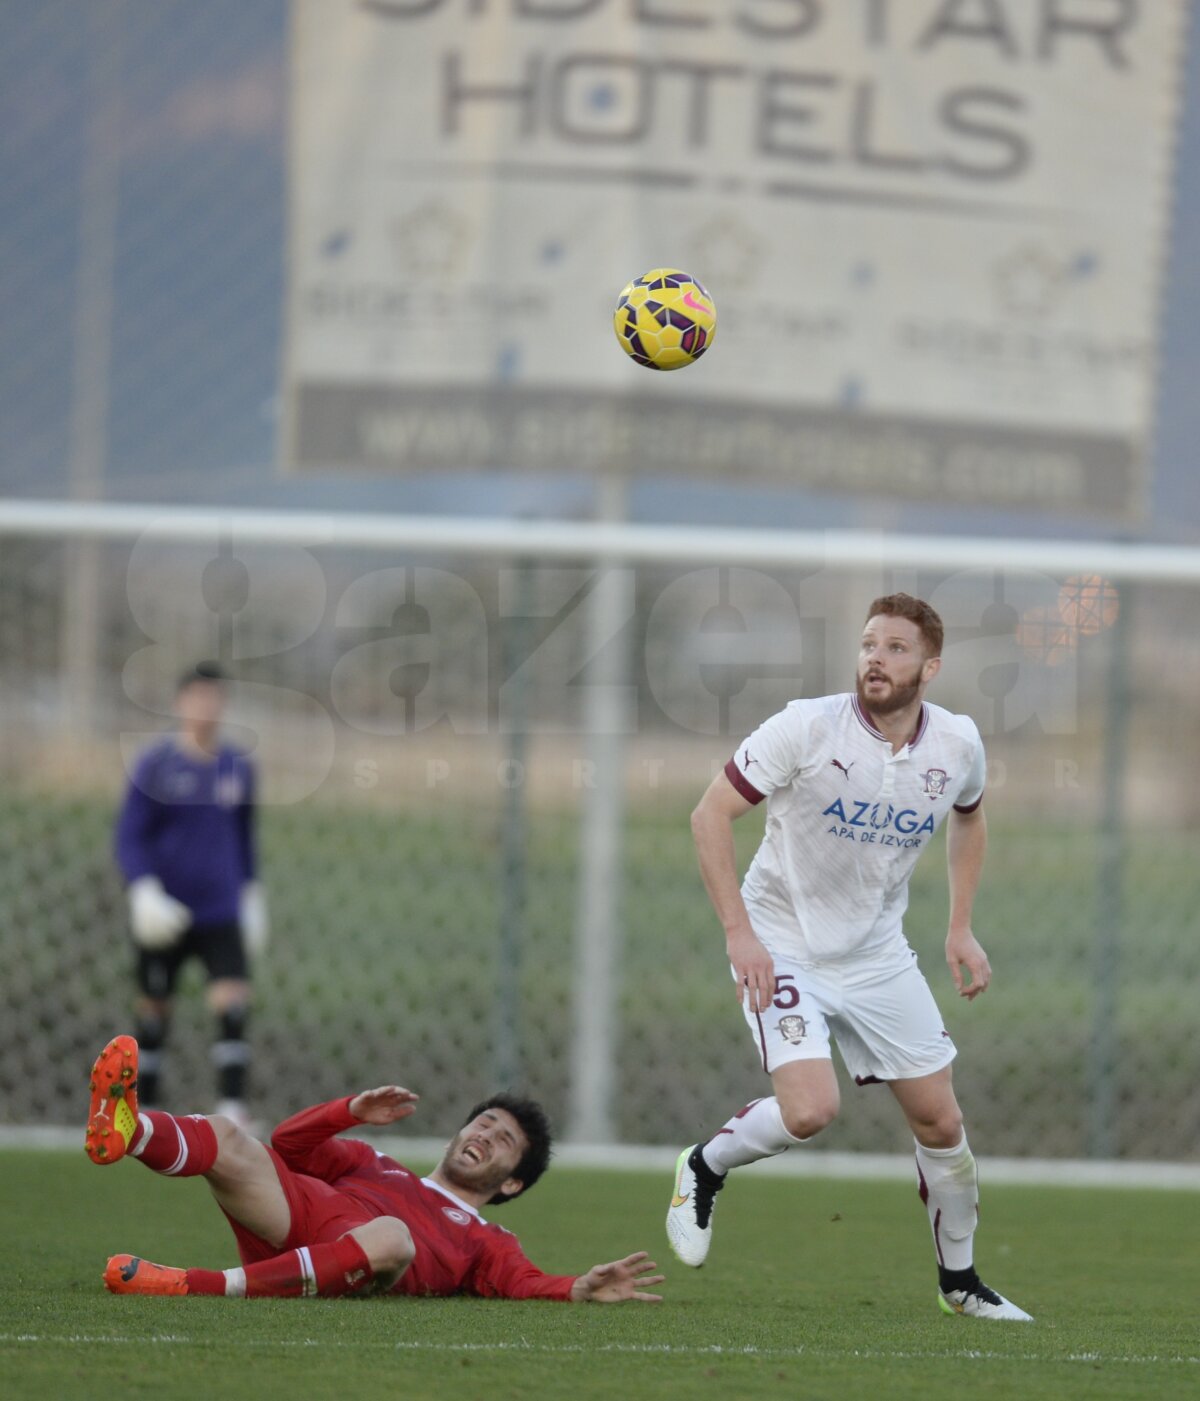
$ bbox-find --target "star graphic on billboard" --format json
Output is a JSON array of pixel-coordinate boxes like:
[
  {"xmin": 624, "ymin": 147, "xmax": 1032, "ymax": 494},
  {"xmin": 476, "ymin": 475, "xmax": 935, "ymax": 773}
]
[
  {"xmin": 689, "ymin": 213, "xmax": 763, "ymax": 291},
  {"xmin": 993, "ymin": 246, "xmax": 1064, "ymax": 319},
  {"xmin": 390, "ymin": 202, "xmax": 472, "ymax": 279}
]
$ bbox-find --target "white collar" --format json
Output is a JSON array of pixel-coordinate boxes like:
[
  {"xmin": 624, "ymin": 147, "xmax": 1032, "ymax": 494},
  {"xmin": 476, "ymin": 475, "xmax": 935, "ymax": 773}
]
[
  {"xmin": 420, "ymin": 1176, "xmax": 482, "ymax": 1219},
  {"xmin": 851, "ymin": 695, "xmax": 929, "ymax": 751}
]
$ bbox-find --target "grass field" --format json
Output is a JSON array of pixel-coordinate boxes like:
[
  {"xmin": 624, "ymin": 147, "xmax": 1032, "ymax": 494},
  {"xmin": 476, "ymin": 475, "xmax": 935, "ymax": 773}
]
[{"xmin": 2, "ymin": 1149, "xmax": 1196, "ymax": 1401}]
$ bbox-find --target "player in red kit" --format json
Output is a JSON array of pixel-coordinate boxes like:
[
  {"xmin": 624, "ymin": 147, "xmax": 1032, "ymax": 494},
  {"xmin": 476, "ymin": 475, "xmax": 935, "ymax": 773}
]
[{"xmin": 86, "ymin": 1036, "xmax": 663, "ymax": 1304}]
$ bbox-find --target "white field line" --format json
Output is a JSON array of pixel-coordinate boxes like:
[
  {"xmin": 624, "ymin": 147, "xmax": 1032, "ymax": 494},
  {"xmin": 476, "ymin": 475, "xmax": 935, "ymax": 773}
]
[
  {"xmin": 0, "ymin": 1334, "xmax": 1196, "ymax": 1367},
  {"xmin": 4, "ymin": 1127, "xmax": 1198, "ymax": 1190}
]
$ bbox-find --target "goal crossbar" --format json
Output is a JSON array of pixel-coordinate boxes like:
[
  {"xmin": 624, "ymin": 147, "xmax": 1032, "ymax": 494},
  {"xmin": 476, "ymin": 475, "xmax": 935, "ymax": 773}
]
[{"xmin": 1, "ymin": 499, "xmax": 1198, "ymax": 581}]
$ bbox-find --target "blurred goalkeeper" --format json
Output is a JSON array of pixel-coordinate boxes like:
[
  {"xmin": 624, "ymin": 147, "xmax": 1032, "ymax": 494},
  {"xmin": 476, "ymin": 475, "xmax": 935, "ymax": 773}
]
[
  {"xmin": 114, "ymin": 663, "xmax": 268, "ymax": 1127},
  {"xmin": 85, "ymin": 1035, "xmax": 663, "ymax": 1305}
]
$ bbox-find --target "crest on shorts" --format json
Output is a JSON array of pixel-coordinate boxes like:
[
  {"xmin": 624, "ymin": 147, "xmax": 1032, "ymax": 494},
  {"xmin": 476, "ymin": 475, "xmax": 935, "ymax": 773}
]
[
  {"xmin": 778, "ymin": 1015, "xmax": 808, "ymax": 1046},
  {"xmin": 920, "ymin": 768, "xmax": 949, "ymax": 798}
]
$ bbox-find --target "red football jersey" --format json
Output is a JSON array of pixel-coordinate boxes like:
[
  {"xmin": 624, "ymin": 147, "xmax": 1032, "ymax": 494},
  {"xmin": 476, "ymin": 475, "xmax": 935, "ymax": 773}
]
[{"xmin": 270, "ymin": 1098, "xmax": 577, "ymax": 1301}]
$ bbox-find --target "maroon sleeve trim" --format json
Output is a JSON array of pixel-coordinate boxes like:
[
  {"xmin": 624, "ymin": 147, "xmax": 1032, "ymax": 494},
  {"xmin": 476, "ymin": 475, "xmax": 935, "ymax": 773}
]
[
  {"xmin": 953, "ymin": 792, "xmax": 984, "ymax": 814},
  {"xmin": 724, "ymin": 758, "xmax": 765, "ymax": 805}
]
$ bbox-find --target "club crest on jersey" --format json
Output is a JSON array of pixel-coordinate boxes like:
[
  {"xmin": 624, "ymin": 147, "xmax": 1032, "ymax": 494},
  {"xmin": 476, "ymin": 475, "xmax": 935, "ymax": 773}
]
[
  {"xmin": 778, "ymin": 1015, "xmax": 808, "ymax": 1046},
  {"xmin": 442, "ymin": 1206, "xmax": 473, "ymax": 1226},
  {"xmin": 165, "ymin": 771, "xmax": 198, "ymax": 799},
  {"xmin": 921, "ymin": 768, "xmax": 950, "ymax": 798},
  {"xmin": 215, "ymin": 772, "xmax": 243, "ymax": 807}
]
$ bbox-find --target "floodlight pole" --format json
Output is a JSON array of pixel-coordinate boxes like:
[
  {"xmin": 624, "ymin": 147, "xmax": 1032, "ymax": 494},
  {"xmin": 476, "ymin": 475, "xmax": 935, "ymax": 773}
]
[
  {"xmin": 62, "ymin": 1, "xmax": 123, "ymax": 737},
  {"xmin": 494, "ymin": 555, "xmax": 535, "ymax": 1093},
  {"xmin": 567, "ymin": 472, "xmax": 634, "ymax": 1145},
  {"xmin": 1088, "ymin": 580, "xmax": 1132, "ymax": 1159}
]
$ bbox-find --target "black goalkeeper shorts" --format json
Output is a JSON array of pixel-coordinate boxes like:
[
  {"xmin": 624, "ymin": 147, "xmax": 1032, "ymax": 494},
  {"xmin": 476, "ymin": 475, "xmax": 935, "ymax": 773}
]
[{"xmin": 135, "ymin": 920, "xmax": 248, "ymax": 1000}]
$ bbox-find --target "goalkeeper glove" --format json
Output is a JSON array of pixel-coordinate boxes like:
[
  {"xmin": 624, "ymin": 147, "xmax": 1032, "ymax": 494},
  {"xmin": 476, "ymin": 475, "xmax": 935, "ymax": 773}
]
[
  {"xmin": 128, "ymin": 875, "xmax": 191, "ymax": 950},
  {"xmin": 240, "ymin": 881, "xmax": 270, "ymax": 958}
]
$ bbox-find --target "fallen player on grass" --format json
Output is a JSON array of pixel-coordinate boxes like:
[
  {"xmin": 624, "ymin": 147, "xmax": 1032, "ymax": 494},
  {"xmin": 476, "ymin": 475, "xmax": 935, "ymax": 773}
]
[{"xmin": 86, "ymin": 1035, "xmax": 663, "ymax": 1304}]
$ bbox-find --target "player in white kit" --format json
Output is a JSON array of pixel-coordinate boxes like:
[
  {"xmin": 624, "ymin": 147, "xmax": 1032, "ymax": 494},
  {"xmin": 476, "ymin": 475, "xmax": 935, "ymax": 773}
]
[{"xmin": 666, "ymin": 594, "xmax": 1031, "ymax": 1321}]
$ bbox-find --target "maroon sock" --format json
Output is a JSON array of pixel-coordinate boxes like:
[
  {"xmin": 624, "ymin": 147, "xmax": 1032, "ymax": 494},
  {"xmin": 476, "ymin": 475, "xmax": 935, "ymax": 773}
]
[
  {"xmin": 130, "ymin": 1111, "xmax": 219, "ymax": 1177},
  {"xmin": 241, "ymin": 1237, "xmax": 375, "ymax": 1298}
]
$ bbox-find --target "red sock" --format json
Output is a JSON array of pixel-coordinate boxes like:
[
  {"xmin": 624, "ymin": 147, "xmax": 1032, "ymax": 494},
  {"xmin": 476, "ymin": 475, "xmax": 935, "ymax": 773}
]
[
  {"xmin": 240, "ymin": 1237, "xmax": 375, "ymax": 1298},
  {"xmin": 184, "ymin": 1268, "xmax": 226, "ymax": 1296},
  {"xmin": 129, "ymin": 1111, "xmax": 219, "ymax": 1177}
]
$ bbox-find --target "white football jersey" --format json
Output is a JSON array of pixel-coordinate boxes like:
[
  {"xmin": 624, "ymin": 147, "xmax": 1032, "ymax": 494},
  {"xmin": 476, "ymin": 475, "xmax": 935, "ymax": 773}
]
[{"xmin": 725, "ymin": 693, "xmax": 986, "ymax": 964}]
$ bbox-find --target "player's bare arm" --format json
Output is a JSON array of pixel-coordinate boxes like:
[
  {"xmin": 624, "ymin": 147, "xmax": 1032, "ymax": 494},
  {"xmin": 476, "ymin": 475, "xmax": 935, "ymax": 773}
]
[
  {"xmin": 945, "ymin": 804, "xmax": 990, "ymax": 1000},
  {"xmin": 691, "ymin": 772, "xmax": 775, "ymax": 1015},
  {"xmin": 569, "ymin": 1252, "xmax": 665, "ymax": 1304},
  {"xmin": 347, "ymin": 1086, "xmax": 421, "ymax": 1125}
]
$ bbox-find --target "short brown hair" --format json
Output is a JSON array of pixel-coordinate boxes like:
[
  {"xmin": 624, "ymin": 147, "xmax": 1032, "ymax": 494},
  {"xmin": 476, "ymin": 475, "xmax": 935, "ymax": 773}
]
[
  {"xmin": 176, "ymin": 661, "xmax": 226, "ymax": 692},
  {"xmin": 865, "ymin": 594, "xmax": 944, "ymax": 658}
]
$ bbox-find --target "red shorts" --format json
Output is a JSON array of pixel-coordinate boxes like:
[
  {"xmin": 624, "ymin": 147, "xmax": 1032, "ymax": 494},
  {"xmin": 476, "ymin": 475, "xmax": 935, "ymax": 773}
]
[{"xmin": 223, "ymin": 1146, "xmax": 374, "ymax": 1266}]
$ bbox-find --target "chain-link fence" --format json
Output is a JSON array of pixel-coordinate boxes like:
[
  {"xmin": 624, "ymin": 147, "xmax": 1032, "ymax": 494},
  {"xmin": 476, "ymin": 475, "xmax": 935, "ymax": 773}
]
[
  {"xmin": 2, "ymin": 2, "xmax": 1196, "ymax": 1163},
  {"xmin": 1, "ymin": 523, "xmax": 1197, "ymax": 1160}
]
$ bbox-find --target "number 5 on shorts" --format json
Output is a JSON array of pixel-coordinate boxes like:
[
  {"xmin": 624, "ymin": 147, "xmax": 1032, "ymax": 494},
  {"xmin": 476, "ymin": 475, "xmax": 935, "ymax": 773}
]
[{"xmin": 773, "ymin": 974, "xmax": 800, "ymax": 1010}]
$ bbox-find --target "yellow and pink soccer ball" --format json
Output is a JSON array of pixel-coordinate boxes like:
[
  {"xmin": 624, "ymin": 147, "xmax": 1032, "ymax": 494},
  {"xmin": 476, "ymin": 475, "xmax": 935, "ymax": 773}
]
[{"xmin": 612, "ymin": 268, "xmax": 716, "ymax": 371}]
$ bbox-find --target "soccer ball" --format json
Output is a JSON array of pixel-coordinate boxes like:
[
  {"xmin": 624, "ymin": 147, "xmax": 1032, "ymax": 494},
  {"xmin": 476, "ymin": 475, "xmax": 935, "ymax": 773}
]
[{"xmin": 612, "ymin": 269, "xmax": 716, "ymax": 371}]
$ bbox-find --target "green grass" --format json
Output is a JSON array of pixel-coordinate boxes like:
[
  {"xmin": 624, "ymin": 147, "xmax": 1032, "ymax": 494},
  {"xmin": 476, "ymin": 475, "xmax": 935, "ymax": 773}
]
[{"xmin": 2, "ymin": 1150, "xmax": 1196, "ymax": 1401}]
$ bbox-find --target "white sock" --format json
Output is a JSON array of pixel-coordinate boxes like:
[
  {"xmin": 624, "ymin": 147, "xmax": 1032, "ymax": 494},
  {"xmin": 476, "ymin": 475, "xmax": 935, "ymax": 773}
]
[
  {"xmin": 700, "ymin": 1097, "xmax": 806, "ymax": 1175},
  {"xmin": 915, "ymin": 1135, "xmax": 978, "ymax": 1273},
  {"xmin": 222, "ymin": 1267, "xmax": 247, "ymax": 1298}
]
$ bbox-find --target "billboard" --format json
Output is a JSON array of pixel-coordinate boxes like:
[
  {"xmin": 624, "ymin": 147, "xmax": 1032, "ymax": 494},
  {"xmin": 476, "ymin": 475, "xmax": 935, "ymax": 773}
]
[{"xmin": 284, "ymin": 0, "xmax": 1187, "ymax": 518}]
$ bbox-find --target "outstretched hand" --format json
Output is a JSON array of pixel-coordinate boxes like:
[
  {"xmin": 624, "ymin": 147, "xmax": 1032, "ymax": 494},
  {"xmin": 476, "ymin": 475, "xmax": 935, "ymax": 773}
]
[
  {"xmin": 570, "ymin": 1252, "xmax": 665, "ymax": 1304},
  {"xmin": 348, "ymin": 1085, "xmax": 420, "ymax": 1125}
]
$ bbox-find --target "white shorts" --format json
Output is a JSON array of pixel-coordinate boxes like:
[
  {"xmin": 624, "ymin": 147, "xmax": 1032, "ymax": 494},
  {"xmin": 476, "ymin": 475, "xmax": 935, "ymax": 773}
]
[{"xmin": 737, "ymin": 949, "xmax": 956, "ymax": 1084}]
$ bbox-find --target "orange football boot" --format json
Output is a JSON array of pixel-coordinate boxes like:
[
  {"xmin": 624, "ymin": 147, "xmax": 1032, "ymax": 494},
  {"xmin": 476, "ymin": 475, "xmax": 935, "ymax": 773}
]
[
  {"xmin": 104, "ymin": 1254, "xmax": 189, "ymax": 1296},
  {"xmin": 85, "ymin": 1035, "xmax": 140, "ymax": 1164}
]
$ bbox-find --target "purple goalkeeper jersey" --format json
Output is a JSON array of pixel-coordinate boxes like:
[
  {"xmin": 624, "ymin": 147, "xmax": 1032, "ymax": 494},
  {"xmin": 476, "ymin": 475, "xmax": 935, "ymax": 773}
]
[{"xmin": 114, "ymin": 739, "xmax": 256, "ymax": 926}]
